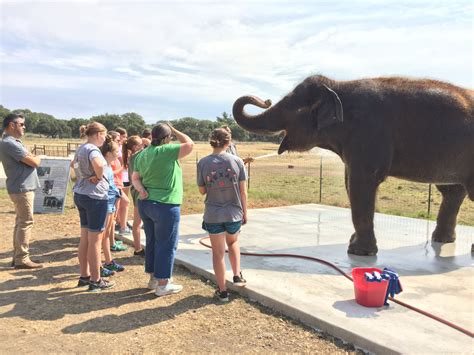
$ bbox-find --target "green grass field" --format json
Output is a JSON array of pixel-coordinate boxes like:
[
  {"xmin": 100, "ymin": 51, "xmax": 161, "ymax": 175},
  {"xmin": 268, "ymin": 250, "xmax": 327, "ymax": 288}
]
[{"xmin": 8, "ymin": 138, "xmax": 473, "ymax": 226}]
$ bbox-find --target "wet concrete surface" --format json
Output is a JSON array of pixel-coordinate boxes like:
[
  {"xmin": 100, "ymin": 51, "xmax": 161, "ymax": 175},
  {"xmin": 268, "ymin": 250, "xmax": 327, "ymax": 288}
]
[{"xmin": 120, "ymin": 204, "xmax": 473, "ymax": 354}]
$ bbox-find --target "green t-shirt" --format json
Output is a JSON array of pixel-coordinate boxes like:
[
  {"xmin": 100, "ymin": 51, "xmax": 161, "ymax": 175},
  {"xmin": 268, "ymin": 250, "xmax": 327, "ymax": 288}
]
[{"xmin": 133, "ymin": 143, "xmax": 182, "ymax": 205}]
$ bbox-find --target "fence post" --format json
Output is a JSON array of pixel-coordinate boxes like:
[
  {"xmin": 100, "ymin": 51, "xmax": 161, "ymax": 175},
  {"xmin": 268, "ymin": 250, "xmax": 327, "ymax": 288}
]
[
  {"xmin": 319, "ymin": 155, "xmax": 323, "ymax": 203},
  {"xmin": 427, "ymin": 183, "xmax": 432, "ymax": 218},
  {"xmin": 247, "ymin": 161, "xmax": 251, "ymax": 191}
]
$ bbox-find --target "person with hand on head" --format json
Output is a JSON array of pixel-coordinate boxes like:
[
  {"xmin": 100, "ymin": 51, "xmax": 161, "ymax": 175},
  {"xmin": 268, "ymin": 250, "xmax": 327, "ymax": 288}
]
[
  {"xmin": 72, "ymin": 122, "xmax": 115, "ymax": 292},
  {"xmin": 132, "ymin": 123, "xmax": 193, "ymax": 297},
  {"xmin": 197, "ymin": 128, "xmax": 248, "ymax": 302},
  {"xmin": 0, "ymin": 113, "xmax": 43, "ymax": 269}
]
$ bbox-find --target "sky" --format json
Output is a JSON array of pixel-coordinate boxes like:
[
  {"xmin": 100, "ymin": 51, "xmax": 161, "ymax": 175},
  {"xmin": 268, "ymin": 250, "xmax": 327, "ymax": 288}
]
[{"xmin": 0, "ymin": 0, "xmax": 472, "ymax": 123}]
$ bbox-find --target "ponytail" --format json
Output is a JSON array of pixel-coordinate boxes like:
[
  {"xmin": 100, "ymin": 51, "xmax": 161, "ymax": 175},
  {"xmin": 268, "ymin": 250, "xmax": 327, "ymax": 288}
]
[{"xmin": 123, "ymin": 135, "xmax": 143, "ymax": 168}]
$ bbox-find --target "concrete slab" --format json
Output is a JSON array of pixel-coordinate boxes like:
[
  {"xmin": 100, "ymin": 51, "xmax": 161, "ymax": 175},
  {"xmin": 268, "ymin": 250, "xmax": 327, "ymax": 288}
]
[{"xmin": 119, "ymin": 204, "xmax": 473, "ymax": 354}]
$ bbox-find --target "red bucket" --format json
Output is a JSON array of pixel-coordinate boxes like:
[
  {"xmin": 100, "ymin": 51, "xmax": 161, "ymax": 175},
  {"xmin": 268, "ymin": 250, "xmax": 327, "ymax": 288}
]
[{"xmin": 352, "ymin": 267, "xmax": 389, "ymax": 307}]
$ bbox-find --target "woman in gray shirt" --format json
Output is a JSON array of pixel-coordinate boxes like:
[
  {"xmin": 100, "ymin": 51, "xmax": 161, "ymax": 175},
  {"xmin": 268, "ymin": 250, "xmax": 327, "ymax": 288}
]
[
  {"xmin": 72, "ymin": 122, "xmax": 114, "ymax": 292},
  {"xmin": 197, "ymin": 128, "xmax": 248, "ymax": 302}
]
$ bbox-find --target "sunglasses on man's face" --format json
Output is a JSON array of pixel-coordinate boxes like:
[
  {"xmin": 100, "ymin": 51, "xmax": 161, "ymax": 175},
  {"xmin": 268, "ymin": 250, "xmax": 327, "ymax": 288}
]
[{"xmin": 13, "ymin": 122, "xmax": 26, "ymax": 127}]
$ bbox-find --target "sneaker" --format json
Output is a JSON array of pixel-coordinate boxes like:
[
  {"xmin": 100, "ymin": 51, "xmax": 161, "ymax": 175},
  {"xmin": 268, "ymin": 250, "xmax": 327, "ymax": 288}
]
[
  {"xmin": 100, "ymin": 266, "xmax": 115, "ymax": 277},
  {"xmin": 110, "ymin": 243, "xmax": 127, "ymax": 252},
  {"xmin": 119, "ymin": 227, "xmax": 132, "ymax": 235},
  {"xmin": 155, "ymin": 283, "xmax": 183, "ymax": 297},
  {"xmin": 233, "ymin": 272, "xmax": 247, "ymax": 286},
  {"xmin": 215, "ymin": 289, "xmax": 229, "ymax": 302},
  {"xmin": 77, "ymin": 276, "xmax": 91, "ymax": 287},
  {"xmin": 104, "ymin": 260, "xmax": 125, "ymax": 272},
  {"xmin": 134, "ymin": 248, "xmax": 145, "ymax": 256},
  {"xmin": 115, "ymin": 223, "xmax": 120, "ymax": 231},
  {"xmin": 148, "ymin": 274, "xmax": 158, "ymax": 290},
  {"xmin": 88, "ymin": 278, "xmax": 115, "ymax": 292}
]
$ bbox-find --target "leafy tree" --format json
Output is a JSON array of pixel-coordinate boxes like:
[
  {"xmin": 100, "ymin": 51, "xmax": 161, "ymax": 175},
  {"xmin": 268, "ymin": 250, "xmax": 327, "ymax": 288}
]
[
  {"xmin": 120, "ymin": 112, "xmax": 146, "ymax": 136},
  {"xmin": 67, "ymin": 118, "xmax": 90, "ymax": 138},
  {"xmin": 53, "ymin": 119, "xmax": 72, "ymax": 138},
  {"xmin": 0, "ymin": 105, "xmax": 10, "ymax": 134},
  {"xmin": 90, "ymin": 113, "xmax": 122, "ymax": 132},
  {"xmin": 35, "ymin": 115, "xmax": 57, "ymax": 137}
]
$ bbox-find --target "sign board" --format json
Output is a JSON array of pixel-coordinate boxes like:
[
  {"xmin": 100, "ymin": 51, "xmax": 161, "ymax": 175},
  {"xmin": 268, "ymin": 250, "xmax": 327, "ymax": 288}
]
[{"xmin": 34, "ymin": 157, "xmax": 72, "ymax": 214}]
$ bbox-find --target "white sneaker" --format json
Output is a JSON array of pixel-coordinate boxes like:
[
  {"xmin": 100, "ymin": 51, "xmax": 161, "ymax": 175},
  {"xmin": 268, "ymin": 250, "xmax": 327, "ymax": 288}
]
[
  {"xmin": 155, "ymin": 283, "xmax": 183, "ymax": 297},
  {"xmin": 147, "ymin": 274, "xmax": 158, "ymax": 290}
]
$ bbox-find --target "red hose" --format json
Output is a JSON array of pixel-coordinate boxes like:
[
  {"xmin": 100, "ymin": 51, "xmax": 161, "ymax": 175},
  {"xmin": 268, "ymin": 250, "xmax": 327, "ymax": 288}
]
[{"xmin": 199, "ymin": 237, "xmax": 473, "ymax": 338}]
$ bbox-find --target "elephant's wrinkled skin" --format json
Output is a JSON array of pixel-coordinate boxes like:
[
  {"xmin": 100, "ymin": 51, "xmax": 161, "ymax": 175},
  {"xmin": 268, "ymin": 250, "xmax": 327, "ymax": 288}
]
[{"xmin": 233, "ymin": 75, "xmax": 474, "ymax": 256}]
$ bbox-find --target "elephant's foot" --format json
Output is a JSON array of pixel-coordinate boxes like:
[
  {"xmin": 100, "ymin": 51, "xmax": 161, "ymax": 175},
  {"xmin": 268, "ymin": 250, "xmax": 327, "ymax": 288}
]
[
  {"xmin": 347, "ymin": 232, "xmax": 378, "ymax": 256},
  {"xmin": 431, "ymin": 227, "xmax": 456, "ymax": 243}
]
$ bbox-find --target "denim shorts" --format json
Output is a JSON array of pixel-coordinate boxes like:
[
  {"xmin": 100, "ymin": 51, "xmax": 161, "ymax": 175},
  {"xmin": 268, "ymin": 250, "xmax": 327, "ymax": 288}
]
[
  {"xmin": 107, "ymin": 196, "xmax": 117, "ymax": 214},
  {"xmin": 74, "ymin": 193, "xmax": 108, "ymax": 232},
  {"xmin": 202, "ymin": 221, "xmax": 242, "ymax": 235}
]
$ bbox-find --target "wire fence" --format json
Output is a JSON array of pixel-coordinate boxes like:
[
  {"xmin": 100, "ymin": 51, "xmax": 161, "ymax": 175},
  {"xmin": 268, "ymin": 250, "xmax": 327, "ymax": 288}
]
[{"xmin": 34, "ymin": 143, "xmax": 473, "ymax": 226}]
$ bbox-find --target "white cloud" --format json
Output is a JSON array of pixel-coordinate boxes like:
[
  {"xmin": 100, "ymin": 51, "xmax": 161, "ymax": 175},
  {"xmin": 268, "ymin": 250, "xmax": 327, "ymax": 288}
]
[{"xmin": 0, "ymin": 0, "xmax": 472, "ymax": 120}]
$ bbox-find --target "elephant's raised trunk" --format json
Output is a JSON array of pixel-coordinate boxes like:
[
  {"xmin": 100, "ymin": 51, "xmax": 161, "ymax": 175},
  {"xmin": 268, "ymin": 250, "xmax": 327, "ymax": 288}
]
[{"xmin": 232, "ymin": 95, "xmax": 285, "ymax": 135}]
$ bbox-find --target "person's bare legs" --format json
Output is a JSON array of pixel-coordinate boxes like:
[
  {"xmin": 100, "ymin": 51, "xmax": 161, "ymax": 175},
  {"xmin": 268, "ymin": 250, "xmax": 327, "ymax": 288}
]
[
  {"xmin": 88, "ymin": 231, "xmax": 103, "ymax": 282},
  {"xmin": 102, "ymin": 213, "xmax": 114, "ymax": 263},
  {"xmin": 117, "ymin": 188, "xmax": 130, "ymax": 231},
  {"xmin": 226, "ymin": 232, "xmax": 241, "ymax": 277},
  {"xmin": 132, "ymin": 206, "xmax": 142, "ymax": 251},
  {"xmin": 109, "ymin": 210, "xmax": 117, "ymax": 246},
  {"xmin": 210, "ymin": 233, "xmax": 227, "ymax": 291},
  {"xmin": 78, "ymin": 227, "xmax": 89, "ymax": 277}
]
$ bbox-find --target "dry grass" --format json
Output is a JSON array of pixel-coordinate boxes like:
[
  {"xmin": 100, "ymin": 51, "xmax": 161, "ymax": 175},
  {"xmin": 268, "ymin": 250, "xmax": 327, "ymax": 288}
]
[{"xmin": 19, "ymin": 138, "xmax": 474, "ymax": 225}]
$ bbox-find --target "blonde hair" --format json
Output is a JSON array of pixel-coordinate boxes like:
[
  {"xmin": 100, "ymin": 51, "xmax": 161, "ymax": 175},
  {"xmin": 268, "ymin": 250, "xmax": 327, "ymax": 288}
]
[
  {"xmin": 209, "ymin": 128, "xmax": 231, "ymax": 148},
  {"xmin": 79, "ymin": 122, "xmax": 107, "ymax": 138}
]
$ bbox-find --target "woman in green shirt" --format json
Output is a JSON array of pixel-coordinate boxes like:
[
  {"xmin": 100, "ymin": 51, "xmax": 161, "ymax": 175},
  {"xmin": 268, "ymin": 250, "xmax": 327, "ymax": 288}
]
[{"xmin": 132, "ymin": 123, "xmax": 193, "ymax": 297}]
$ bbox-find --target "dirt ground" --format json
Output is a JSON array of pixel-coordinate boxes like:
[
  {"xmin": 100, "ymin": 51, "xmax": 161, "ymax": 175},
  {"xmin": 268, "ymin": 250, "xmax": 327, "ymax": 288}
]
[{"xmin": 0, "ymin": 199, "xmax": 361, "ymax": 354}]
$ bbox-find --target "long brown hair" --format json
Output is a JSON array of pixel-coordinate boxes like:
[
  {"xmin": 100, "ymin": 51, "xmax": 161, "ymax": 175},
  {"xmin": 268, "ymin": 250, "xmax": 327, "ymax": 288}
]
[{"xmin": 122, "ymin": 135, "xmax": 143, "ymax": 168}]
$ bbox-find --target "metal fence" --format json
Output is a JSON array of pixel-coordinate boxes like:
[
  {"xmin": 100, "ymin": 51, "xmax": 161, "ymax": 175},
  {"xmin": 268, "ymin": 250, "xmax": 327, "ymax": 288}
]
[
  {"xmin": 31, "ymin": 143, "xmax": 81, "ymax": 157},
  {"xmin": 235, "ymin": 151, "xmax": 473, "ymax": 225},
  {"xmin": 35, "ymin": 143, "xmax": 473, "ymax": 225}
]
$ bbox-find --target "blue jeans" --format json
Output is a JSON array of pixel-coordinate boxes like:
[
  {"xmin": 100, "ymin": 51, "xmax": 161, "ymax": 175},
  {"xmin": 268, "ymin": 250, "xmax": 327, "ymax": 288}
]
[{"xmin": 138, "ymin": 199, "xmax": 180, "ymax": 279}]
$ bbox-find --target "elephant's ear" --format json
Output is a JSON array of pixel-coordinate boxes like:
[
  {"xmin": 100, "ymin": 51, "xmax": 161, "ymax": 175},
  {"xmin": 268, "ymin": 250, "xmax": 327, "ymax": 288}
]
[{"xmin": 313, "ymin": 85, "xmax": 344, "ymax": 130}]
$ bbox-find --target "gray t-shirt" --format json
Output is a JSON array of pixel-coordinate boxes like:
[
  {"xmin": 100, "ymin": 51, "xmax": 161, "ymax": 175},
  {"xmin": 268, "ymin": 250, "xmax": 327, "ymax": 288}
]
[
  {"xmin": 0, "ymin": 134, "xmax": 40, "ymax": 194},
  {"xmin": 72, "ymin": 143, "xmax": 109, "ymax": 200},
  {"xmin": 197, "ymin": 152, "xmax": 247, "ymax": 223}
]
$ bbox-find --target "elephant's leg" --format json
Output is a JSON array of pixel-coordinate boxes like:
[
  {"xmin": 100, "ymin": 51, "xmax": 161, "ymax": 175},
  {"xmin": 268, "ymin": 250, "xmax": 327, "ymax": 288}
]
[
  {"xmin": 347, "ymin": 176, "xmax": 379, "ymax": 256},
  {"xmin": 432, "ymin": 184, "xmax": 466, "ymax": 243},
  {"xmin": 466, "ymin": 175, "xmax": 474, "ymax": 201},
  {"xmin": 344, "ymin": 168, "xmax": 349, "ymax": 195}
]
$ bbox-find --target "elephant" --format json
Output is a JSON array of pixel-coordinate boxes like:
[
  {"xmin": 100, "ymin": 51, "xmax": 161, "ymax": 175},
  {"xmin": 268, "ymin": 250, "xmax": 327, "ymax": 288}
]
[{"xmin": 232, "ymin": 75, "xmax": 474, "ymax": 256}]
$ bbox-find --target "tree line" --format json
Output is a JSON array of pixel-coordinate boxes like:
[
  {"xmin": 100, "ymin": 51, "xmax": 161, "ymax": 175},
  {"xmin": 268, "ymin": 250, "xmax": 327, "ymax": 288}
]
[{"xmin": 0, "ymin": 105, "xmax": 281, "ymax": 143}]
